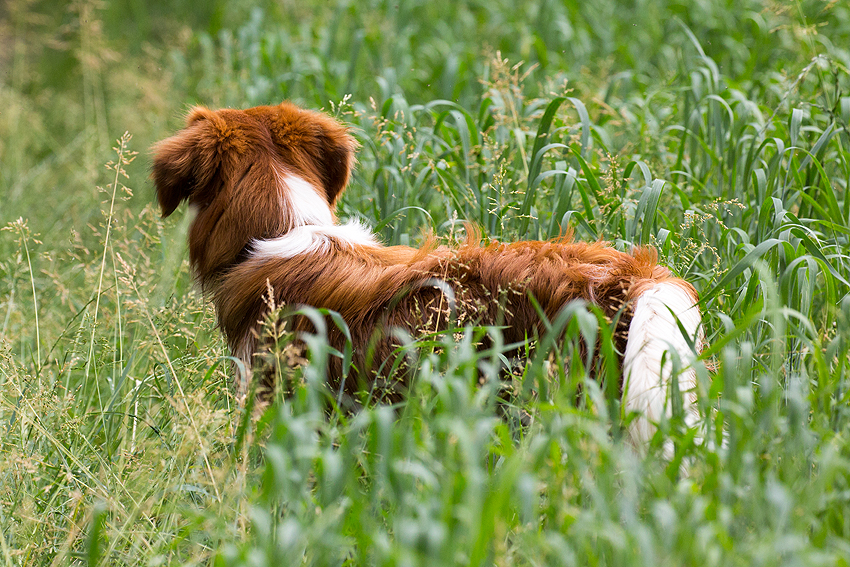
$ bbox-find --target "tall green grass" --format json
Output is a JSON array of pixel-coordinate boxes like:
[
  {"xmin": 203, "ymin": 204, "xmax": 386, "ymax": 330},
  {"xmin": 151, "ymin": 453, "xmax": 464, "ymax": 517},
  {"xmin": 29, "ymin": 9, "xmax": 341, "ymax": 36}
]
[{"xmin": 3, "ymin": 0, "xmax": 850, "ymax": 565}]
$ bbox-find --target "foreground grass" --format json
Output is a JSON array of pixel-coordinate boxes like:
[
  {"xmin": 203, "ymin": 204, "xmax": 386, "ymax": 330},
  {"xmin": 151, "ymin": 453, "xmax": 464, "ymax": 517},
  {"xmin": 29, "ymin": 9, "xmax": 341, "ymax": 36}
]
[{"xmin": 3, "ymin": 0, "xmax": 850, "ymax": 565}]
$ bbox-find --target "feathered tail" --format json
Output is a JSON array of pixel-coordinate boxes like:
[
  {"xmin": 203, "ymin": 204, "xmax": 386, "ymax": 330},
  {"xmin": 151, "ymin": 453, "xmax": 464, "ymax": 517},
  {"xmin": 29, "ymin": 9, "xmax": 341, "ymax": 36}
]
[{"xmin": 622, "ymin": 280, "xmax": 703, "ymax": 451}]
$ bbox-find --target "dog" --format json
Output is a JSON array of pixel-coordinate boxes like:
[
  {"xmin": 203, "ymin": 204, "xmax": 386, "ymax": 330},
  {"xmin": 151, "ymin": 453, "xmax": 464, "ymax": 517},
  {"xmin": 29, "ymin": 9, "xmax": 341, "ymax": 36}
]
[{"xmin": 152, "ymin": 101, "xmax": 702, "ymax": 447}]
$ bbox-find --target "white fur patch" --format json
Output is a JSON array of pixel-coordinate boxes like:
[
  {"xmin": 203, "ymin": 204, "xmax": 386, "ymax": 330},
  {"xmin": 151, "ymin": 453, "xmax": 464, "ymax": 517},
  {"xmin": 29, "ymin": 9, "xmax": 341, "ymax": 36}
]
[
  {"xmin": 273, "ymin": 167, "xmax": 334, "ymax": 226},
  {"xmin": 253, "ymin": 166, "xmax": 377, "ymax": 259},
  {"xmin": 251, "ymin": 219, "xmax": 378, "ymax": 259},
  {"xmin": 622, "ymin": 281, "xmax": 702, "ymax": 451}
]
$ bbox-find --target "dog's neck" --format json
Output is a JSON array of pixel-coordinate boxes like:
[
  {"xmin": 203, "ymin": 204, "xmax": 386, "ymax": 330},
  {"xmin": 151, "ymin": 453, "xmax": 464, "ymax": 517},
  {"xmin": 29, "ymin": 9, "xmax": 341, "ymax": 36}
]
[
  {"xmin": 272, "ymin": 166, "xmax": 336, "ymax": 228},
  {"xmin": 193, "ymin": 170, "xmax": 379, "ymax": 285},
  {"xmin": 250, "ymin": 170, "xmax": 379, "ymax": 261},
  {"xmin": 190, "ymin": 168, "xmax": 340, "ymax": 289}
]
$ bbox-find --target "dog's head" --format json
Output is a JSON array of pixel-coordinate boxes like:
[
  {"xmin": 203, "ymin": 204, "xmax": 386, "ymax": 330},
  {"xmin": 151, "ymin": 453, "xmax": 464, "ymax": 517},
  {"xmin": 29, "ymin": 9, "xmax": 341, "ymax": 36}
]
[{"xmin": 152, "ymin": 102, "xmax": 357, "ymax": 284}]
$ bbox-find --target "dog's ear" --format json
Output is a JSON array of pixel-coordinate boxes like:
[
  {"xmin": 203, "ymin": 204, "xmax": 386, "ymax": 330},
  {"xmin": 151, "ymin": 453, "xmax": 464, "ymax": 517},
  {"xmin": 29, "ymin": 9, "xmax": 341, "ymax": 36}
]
[
  {"xmin": 315, "ymin": 120, "xmax": 358, "ymax": 205},
  {"xmin": 151, "ymin": 107, "xmax": 225, "ymax": 217}
]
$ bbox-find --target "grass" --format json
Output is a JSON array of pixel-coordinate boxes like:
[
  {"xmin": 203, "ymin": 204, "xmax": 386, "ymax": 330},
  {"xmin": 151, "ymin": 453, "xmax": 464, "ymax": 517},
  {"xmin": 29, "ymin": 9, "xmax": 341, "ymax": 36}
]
[{"xmin": 3, "ymin": 0, "xmax": 850, "ymax": 564}]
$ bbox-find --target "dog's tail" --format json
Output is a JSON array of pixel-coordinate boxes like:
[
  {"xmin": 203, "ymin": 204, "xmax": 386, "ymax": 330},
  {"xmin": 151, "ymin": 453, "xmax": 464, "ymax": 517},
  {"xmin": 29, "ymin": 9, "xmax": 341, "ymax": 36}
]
[{"xmin": 622, "ymin": 280, "xmax": 702, "ymax": 451}]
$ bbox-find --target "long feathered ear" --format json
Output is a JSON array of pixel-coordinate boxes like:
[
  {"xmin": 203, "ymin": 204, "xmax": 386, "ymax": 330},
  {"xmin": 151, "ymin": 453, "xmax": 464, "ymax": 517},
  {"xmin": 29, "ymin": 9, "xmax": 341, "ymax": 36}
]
[
  {"xmin": 151, "ymin": 106, "xmax": 222, "ymax": 217},
  {"xmin": 317, "ymin": 122, "xmax": 358, "ymax": 205}
]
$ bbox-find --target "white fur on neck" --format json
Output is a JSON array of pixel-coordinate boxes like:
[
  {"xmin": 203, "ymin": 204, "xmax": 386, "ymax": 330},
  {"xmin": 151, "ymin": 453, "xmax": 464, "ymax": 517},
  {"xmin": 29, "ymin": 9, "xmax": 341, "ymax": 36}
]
[
  {"xmin": 622, "ymin": 281, "xmax": 701, "ymax": 451},
  {"xmin": 251, "ymin": 169, "xmax": 379, "ymax": 259},
  {"xmin": 273, "ymin": 167, "xmax": 335, "ymax": 226},
  {"xmin": 252, "ymin": 220, "xmax": 378, "ymax": 259}
]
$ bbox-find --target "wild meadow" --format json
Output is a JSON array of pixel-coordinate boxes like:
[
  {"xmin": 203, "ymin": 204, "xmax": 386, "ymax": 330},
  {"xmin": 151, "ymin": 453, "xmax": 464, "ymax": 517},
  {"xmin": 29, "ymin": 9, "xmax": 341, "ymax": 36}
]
[{"xmin": 3, "ymin": 0, "xmax": 850, "ymax": 564}]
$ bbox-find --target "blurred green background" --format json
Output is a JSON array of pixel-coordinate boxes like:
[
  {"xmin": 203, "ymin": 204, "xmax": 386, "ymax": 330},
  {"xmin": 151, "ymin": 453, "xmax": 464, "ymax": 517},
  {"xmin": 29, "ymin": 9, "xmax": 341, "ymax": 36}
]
[{"xmin": 4, "ymin": 0, "xmax": 850, "ymax": 565}]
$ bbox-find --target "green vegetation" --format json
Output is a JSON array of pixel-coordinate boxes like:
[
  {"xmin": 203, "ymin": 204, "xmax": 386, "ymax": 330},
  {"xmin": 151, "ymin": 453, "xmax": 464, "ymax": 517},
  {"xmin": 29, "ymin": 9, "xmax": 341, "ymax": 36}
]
[{"xmin": 3, "ymin": 0, "xmax": 850, "ymax": 564}]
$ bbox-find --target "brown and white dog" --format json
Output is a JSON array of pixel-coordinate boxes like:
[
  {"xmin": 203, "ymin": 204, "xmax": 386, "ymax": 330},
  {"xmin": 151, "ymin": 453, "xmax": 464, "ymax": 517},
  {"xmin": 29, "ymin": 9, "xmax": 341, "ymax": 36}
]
[{"xmin": 152, "ymin": 101, "xmax": 702, "ymax": 446}]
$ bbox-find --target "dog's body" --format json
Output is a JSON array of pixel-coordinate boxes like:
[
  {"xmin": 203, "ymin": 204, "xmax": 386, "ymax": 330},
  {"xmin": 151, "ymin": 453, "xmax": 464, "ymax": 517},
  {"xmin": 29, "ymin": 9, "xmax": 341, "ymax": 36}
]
[{"xmin": 153, "ymin": 102, "xmax": 701, "ymax": 446}]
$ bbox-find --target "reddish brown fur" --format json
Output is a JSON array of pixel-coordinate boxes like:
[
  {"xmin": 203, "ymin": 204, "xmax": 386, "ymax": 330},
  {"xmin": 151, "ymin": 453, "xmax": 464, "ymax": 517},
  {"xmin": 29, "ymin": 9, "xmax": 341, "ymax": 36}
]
[
  {"xmin": 152, "ymin": 103, "xmax": 356, "ymax": 288},
  {"xmin": 152, "ymin": 102, "xmax": 697, "ymax": 402}
]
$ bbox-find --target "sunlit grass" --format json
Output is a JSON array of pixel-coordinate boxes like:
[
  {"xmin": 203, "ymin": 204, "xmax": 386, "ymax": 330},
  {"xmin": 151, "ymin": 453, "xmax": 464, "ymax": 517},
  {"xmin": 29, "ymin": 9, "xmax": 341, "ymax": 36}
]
[{"xmin": 2, "ymin": 0, "xmax": 850, "ymax": 565}]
